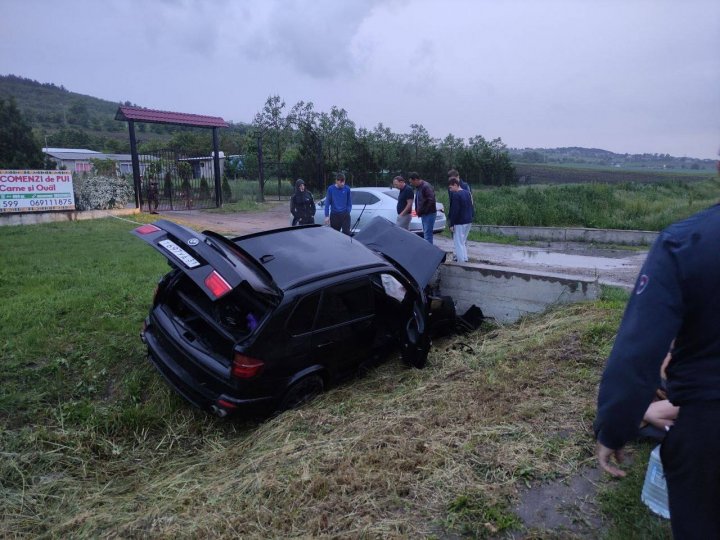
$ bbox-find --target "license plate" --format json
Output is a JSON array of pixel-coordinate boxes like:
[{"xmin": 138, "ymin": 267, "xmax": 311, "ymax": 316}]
[{"xmin": 159, "ymin": 239, "xmax": 200, "ymax": 268}]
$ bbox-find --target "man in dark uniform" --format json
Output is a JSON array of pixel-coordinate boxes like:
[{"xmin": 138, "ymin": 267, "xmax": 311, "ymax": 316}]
[{"xmin": 595, "ymin": 200, "xmax": 720, "ymax": 538}]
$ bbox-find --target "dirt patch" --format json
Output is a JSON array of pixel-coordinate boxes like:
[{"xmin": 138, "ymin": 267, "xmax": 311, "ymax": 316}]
[
  {"xmin": 513, "ymin": 466, "xmax": 604, "ymax": 537},
  {"xmin": 153, "ymin": 199, "xmax": 291, "ymax": 236}
]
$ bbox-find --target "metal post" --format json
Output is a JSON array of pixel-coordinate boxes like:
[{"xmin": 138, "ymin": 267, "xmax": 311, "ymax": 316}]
[
  {"xmin": 257, "ymin": 135, "xmax": 265, "ymax": 203},
  {"xmin": 128, "ymin": 120, "xmax": 142, "ymax": 209},
  {"xmin": 212, "ymin": 127, "xmax": 222, "ymax": 208}
]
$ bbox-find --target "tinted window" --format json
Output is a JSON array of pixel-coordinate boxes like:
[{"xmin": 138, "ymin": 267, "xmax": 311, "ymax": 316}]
[
  {"xmin": 352, "ymin": 192, "xmax": 380, "ymax": 205},
  {"xmin": 286, "ymin": 292, "xmax": 321, "ymax": 335},
  {"xmin": 383, "ymin": 190, "xmax": 398, "ymax": 200},
  {"xmin": 316, "ymin": 280, "xmax": 373, "ymax": 329}
]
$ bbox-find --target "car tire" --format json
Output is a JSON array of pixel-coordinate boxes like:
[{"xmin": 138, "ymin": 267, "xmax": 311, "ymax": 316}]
[{"xmin": 278, "ymin": 374, "xmax": 324, "ymax": 411}]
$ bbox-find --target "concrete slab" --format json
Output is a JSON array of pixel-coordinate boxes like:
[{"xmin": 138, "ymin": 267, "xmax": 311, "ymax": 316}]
[
  {"xmin": 475, "ymin": 224, "xmax": 658, "ymax": 246},
  {"xmin": 437, "ymin": 261, "xmax": 600, "ymax": 323}
]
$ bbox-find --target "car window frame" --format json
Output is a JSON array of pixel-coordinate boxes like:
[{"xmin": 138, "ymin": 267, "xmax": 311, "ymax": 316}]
[
  {"xmin": 313, "ymin": 277, "xmax": 375, "ymax": 332},
  {"xmin": 352, "ymin": 192, "xmax": 381, "ymax": 206}
]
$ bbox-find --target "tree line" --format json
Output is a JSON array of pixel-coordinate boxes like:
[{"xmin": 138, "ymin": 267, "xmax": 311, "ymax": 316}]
[
  {"xmin": 2, "ymin": 80, "xmax": 517, "ymax": 196},
  {"xmin": 246, "ymin": 95, "xmax": 516, "ymax": 198}
]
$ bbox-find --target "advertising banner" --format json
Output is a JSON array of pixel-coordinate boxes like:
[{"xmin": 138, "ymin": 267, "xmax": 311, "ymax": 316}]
[{"xmin": 0, "ymin": 170, "xmax": 76, "ymax": 213}]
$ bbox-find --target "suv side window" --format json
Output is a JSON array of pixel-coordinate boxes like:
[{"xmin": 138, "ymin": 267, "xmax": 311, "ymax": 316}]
[
  {"xmin": 316, "ymin": 279, "xmax": 373, "ymax": 329},
  {"xmin": 286, "ymin": 292, "xmax": 321, "ymax": 336}
]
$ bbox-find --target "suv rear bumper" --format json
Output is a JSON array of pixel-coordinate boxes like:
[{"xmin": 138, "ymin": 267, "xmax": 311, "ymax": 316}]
[{"xmin": 142, "ymin": 321, "xmax": 276, "ymax": 416}]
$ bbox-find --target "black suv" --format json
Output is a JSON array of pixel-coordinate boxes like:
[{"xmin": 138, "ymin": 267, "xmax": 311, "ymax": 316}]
[{"xmin": 133, "ymin": 217, "xmax": 447, "ymax": 417}]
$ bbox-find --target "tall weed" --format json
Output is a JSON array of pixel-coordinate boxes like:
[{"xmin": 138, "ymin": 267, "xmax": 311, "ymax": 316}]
[{"xmin": 474, "ymin": 179, "xmax": 719, "ymax": 230}]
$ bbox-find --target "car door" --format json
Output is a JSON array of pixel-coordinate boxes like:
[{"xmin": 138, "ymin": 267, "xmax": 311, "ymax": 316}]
[
  {"xmin": 310, "ymin": 278, "xmax": 376, "ymax": 378},
  {"xmin": 349, "ymin": 191, "xmax": 380, "ymax": 232}
]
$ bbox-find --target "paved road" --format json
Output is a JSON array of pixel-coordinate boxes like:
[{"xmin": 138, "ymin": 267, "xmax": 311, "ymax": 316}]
[{"xmin": 154, "ymin": 202, "xmax": 646, "ymax": 289}]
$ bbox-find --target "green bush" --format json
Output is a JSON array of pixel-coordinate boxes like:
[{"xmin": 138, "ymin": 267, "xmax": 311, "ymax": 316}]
[
  {"xmin": 222, "ymin": 176, "xmax": 233, "ymax": 202},
  {"xmin": 199, "ymin": 178, "xmax": 211, "ymax": 199},
  {"xmin": 74, "ymin": 174, "xmax": 134, "ymax": 210}
]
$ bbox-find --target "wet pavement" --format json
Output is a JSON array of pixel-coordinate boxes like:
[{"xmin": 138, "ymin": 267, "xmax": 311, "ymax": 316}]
[{"xmin": 153, "ymin": 201, "xmax": 647, "ymax": 290}]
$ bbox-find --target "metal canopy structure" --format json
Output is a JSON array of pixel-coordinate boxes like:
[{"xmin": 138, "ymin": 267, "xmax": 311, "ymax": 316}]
[{"xmin": 115, "ymin": 106, "xmax": 228, "ymax": 209}]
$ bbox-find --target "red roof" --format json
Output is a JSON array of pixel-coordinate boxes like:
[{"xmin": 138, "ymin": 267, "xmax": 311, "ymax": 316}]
[{"xmin": 115, "ymin": 106, "xmax": 228, "ymax": 128}]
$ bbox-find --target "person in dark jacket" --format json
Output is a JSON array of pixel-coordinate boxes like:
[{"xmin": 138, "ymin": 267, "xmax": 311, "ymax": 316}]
[
  {"xmin": 290, "ymin": 179, "xmax": 315, "ymax": 225},
  {"xmin": 393, "ymin": 175, "xmax": 413, "ymax": 229},
  {"xmin": 595, "ymin": 201, "xmax": 720, "ymax": 539},
  {"xmin": 447, "ymin": 177, "xmax": 474, "ymax": 262},
  {"xmin": 409, "ymin": 172, "xmax": 436, "ymax": 243}
]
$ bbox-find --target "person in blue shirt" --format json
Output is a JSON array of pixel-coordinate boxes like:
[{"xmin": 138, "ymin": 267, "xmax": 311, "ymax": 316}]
[
  {"xmin": 323, "ymin": 173, "xmax": 352, "ymax": 235},
  {"xmin": 393, "ymin": 175, "xmax": 413, "ymax": 229},
  {"xmin": 447, "ymin": 169, "xmax": 473, "ymax": 206},
  {"xmin": 595, "ymin": 200, "xmax": 720, "ymax": 539},
  {"xmin": 447, "ymin": 177, "xmax": 474, "ymax": 262}
]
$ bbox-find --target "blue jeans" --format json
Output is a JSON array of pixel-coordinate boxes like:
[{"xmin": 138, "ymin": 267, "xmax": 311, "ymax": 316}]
[{"xmin": 421, "ymin": 214, "xmax": 436, "ymax": 244}]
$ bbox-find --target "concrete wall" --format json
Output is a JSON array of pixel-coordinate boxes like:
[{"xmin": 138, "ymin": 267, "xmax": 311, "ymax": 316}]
[
  {"xmin": 437, "ymin": 261, "xmax": 599, "ymax": 323},
  {"xmin": 0, "ymin": 208, "xmax": 140, "ymax": 227},
  {"xmin": 475, "ymin": 224, "xmax": 658, "ymax": 246}
]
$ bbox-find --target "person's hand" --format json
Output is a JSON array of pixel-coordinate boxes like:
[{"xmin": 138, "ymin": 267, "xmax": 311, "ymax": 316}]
[
  {"xmin": 324, "ymin": 217, "xmax": 330, "ymax": 225},
  {"xmin": 643, "ymin": 399, "xmax": 679, "ymax": 430},
  {"xmin": 597, "ymin": 442, "xmax": 626, "ymax": 477}
]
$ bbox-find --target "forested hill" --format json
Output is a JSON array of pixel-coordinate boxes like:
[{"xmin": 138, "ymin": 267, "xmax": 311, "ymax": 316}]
[
  {"xmin": 508, "ymin": 146, "xmax": 715, "ymax": 171},
  {"xmin": 0, "ymin": 74, "xmax": 248, "ymax": 153},
  {"xmin": 0, "ymin": 74, "xmax": 129, "ymax": 143}
]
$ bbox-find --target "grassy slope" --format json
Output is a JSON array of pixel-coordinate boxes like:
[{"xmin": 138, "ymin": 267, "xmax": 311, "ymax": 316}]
[{"xmin": 0, "ymin": 218, "xmax": 671, "ymax": 538}]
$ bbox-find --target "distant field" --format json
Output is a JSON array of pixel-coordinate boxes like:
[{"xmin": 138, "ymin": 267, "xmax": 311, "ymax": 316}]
[
  {"xmin": 514, "ymin": 163, "xmax": 714, "ymax": 185},
  {"xmin": 452, "ymin": 178, "xmax": 720, "ymax": 230}
]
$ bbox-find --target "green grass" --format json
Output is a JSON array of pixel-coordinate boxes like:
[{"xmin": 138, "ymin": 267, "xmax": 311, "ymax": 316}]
[
  {"xmin": 437, "ymin": 178, "xmax": 719, "ymax": 231},
  {"xmin": 0, "ymin": 219, "xmax": 672, "ymax": 537},
  {"xmin": 598, "ymin": 442, "xmax": 672, "ymax": 539}
]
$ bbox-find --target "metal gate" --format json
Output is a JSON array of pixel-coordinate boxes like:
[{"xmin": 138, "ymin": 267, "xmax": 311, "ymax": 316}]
[{"xmin": 138, "ymin": 149, "xmax": 219, "ymax": 211}]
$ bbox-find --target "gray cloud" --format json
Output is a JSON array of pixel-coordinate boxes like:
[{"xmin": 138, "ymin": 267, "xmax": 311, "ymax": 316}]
[{"xmin": 1, "ymin": 0, "xmax": 718, "ymax": 157}]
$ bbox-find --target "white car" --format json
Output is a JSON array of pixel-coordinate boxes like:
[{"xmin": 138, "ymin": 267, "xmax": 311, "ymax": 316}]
[{"xmin": 314, "ymin": 186, "xmax": 446, "ymax": 234}]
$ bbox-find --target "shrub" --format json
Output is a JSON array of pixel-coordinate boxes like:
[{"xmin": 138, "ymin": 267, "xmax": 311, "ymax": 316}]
[
  {"xmin": 199, "ymin": 178, "xmax": 211, "ymax": 199},
  {"xmin": 222, "ymin": 176, "xmax": 233, "ymax": 202},
  {"xmin": 163, "ymin": 171, "xmax": 173, "ymax": 198},
  {"xmin": 74, "ymin": 174, "xmax": 134, "ymax": 210}
]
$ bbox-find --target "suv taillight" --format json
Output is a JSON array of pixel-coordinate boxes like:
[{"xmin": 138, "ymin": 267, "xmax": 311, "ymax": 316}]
[
  {"xmin": 205, "ymin": 270, "xmax": 232, "ymax": 299},
  {"xmin": 135, "ymin": 224, "xmax": 161, "ymax": 234},
  {"xmin": 231, "ymin": 353, "xmax": 264, "ymax": 379}
]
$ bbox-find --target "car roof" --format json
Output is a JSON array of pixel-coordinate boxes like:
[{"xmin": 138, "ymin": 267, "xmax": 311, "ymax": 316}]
[{"xmin": 234, "ymin": 225, "xmax": 390, "ymax": 290}]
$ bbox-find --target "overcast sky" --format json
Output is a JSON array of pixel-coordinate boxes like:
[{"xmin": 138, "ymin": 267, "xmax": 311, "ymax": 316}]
[{"xmin": 2, "ymin": 0, "xmax": 719, "ymax": 158}]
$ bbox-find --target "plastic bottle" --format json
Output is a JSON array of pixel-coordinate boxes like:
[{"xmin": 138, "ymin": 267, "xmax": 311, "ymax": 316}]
[{"xmin": 641, "ymin": 445, "xmax": 670, "ymax": 519}]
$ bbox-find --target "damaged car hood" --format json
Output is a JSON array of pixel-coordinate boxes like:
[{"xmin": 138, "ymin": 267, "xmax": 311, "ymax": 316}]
[{"xmin": 353, "ymin": 217, "xmax": 446, "ymax": 290}]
